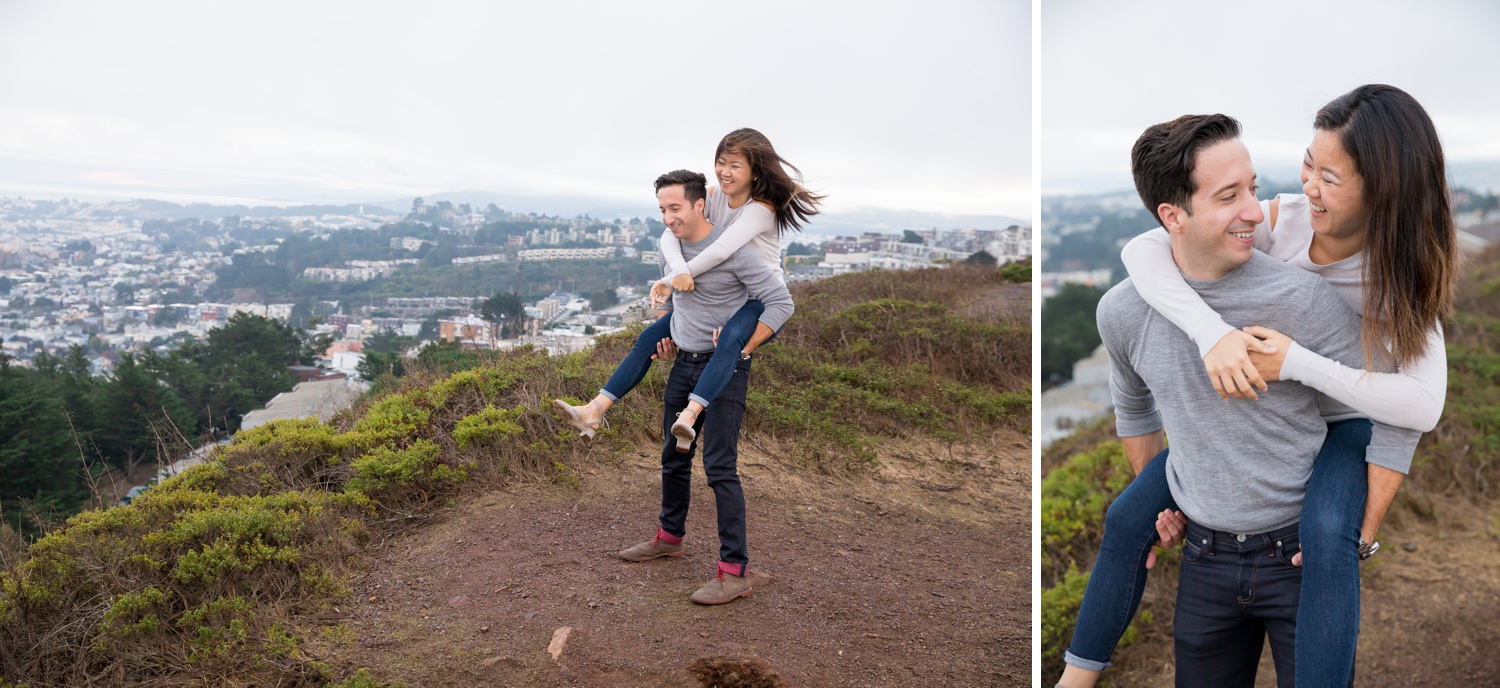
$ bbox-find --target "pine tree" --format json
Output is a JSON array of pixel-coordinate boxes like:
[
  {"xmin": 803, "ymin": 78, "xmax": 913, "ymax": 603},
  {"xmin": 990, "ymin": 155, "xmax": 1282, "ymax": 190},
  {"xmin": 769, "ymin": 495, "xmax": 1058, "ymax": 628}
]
[
  {"xmin": 0, "ymin": 355, "xmax": 91, "ymax": 537},
  {"xmin": 94, "ymin": 353, "xmax": 194, "ymax": 476}
]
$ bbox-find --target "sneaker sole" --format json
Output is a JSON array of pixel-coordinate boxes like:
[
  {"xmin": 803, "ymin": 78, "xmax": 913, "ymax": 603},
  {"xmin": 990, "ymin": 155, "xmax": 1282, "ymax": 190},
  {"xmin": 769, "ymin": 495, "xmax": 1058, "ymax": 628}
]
[
  {"xmin": 691, "ymin": 589, "xmax": 753, "ymax": 605},
  {"xmin": 619, "ymin": 550, "xmax": 685, "ymax": 562}
]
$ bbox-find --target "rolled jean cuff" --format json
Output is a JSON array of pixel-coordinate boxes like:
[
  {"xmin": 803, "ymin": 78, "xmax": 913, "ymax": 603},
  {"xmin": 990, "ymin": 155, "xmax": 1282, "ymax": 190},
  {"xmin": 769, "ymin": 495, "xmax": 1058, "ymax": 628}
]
[
  {"xmin": 1063, "ymin": 650, "xmax": 1110, "ymax": 672},
  {"xmin": 597, "ymin": 389, "xmax": 620, "ymax": 402},
  {"xmin": 688, "ymin": 393, "xmax": 711, "ymax": 409}
]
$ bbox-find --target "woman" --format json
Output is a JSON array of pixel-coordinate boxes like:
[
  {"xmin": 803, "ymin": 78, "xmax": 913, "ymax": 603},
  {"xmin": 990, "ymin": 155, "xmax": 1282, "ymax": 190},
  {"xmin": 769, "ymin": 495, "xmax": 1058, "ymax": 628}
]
[
  {"xmin": 1059, "ymin": 85, "xmax": 1457, "ymax": 687},
  {"xmin": 554, "ymin": 128, "xmax": 822, "ymax": 448}
]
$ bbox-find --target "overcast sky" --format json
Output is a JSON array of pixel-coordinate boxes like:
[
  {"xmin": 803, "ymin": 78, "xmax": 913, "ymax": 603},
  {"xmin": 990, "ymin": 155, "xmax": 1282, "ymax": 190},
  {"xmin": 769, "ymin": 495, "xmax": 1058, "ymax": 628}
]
[
  {"xmin": 0, "ymin": 1, "xmax": 1031, "ymax": 217},
  {"xmin": 1043, "ymin": 0, "xmax": 1500, "ymax": 195}
]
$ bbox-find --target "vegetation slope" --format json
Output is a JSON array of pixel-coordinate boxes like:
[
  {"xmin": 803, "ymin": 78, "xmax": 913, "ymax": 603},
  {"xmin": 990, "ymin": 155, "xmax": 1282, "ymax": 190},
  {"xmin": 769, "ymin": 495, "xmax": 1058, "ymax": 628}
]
[{"xmin": 0, "ymin": 262, "xmax": 1029, "ymax": 687}]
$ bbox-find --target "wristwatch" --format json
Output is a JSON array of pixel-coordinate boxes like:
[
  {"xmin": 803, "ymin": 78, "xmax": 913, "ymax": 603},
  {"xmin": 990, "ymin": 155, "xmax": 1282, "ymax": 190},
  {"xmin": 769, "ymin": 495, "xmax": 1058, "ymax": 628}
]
[{"xmin": 1357, "ymin": 538, "xmax": 1380, "ymax": 560}]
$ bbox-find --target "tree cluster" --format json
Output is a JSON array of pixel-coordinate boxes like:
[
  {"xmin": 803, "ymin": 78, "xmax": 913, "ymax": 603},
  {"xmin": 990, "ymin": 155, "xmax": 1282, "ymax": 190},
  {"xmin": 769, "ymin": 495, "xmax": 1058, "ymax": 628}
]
[
  {"xmin": 481, "ymin": 291, "xmax": 528, "ymax": 339},
  {"xmin": 0, "ymin": 313, "xmax": 316, "ymax": 538},
  {"xmin": 1040, "ymin": 283, "xmax": 1105, "ymax": 388}
]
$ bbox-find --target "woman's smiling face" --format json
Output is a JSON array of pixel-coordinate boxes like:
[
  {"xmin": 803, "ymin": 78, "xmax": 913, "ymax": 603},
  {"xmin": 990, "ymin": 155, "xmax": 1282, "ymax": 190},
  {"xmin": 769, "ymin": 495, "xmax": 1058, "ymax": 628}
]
[
  {"xmin": 1301, "ymin": 128, "xmax": 1369, "ymax": 241},
  {"xmin": 714, "ymin": 148, "xmax": 753, "ymax": 197}
]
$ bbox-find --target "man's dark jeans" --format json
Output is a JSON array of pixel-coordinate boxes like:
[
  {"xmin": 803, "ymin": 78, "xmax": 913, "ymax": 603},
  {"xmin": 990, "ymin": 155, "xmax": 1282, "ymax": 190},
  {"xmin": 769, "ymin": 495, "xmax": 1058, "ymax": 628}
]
[
  {"xmin": 658, "ymin": 349, "xmax": 751, "ymax": 568},
  {"xmin": 1175, "ymin": 520, "xmax": 1302, "ymax": 688}
]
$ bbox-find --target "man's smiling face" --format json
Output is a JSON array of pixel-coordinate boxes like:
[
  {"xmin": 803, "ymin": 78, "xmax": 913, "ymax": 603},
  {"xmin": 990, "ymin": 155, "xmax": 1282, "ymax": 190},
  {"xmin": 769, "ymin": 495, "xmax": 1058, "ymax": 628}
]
[
  {"xmin": 1173, "ymin": 138, "xmax": 1265, "ymax": 280},
  {"xmin": 658, "ymin": 183, "xmax": 704, "ymax": 241}
]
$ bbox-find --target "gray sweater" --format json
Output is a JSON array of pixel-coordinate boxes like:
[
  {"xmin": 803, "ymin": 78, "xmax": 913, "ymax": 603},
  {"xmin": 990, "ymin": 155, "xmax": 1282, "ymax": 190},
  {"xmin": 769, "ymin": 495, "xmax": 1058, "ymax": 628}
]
[
  {"xmin": 1097, "ymin": 252, "xmax": 1420, "ymax": 533},
  {"xmin": 660, "ymin": 221, "xmax": 794, "ymax": 353}
]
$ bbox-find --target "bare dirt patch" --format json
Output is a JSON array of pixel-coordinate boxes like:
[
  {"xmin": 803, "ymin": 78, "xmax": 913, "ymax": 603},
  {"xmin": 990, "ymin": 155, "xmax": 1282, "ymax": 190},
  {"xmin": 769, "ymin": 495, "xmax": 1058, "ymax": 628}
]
[{"xmin": 316, "ymin": 434, "xmax": 1032, "ymax": 687}]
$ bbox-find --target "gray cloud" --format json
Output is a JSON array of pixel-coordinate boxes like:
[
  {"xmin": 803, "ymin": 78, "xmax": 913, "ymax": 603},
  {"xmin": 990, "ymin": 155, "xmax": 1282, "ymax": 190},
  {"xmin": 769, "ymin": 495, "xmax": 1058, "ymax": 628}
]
[
  {"xmin": 1042, "ymin": 0, "xmax": 1500, "ymax": 194},
  {"xmin": 0, "ymin": 0, "xmax": 1031, "ymax": 217}
]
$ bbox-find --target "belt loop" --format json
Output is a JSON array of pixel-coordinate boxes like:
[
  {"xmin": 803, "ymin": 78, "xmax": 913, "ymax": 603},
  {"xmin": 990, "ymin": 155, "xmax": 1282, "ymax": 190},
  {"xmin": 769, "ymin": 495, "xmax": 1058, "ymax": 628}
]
[{"xmin": 1188, "ymin": 522, "xmax": 1215, "ymax": 556}]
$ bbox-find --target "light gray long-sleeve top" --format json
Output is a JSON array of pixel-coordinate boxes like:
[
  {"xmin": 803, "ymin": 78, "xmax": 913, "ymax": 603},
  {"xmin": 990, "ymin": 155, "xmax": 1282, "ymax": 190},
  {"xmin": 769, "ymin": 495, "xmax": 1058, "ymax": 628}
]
[
  {"xmin": 1097, "ymin": 252, "xmax": 1421, "ymax": 534},
  {"xmin": 659, "ymin": 220, "xmax": 793, "ymax": 354}
]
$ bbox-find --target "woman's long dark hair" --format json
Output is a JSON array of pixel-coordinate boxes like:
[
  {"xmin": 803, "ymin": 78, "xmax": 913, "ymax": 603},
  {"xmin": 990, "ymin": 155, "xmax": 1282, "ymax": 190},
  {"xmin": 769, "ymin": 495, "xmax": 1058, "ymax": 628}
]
[
  {"xmin": 715, "ymin": 128, "xmax": 824, "ymax": 235},
  {"xmin": 1314, "ymin": 84, "xmax": 1457, "ymax": 369}
]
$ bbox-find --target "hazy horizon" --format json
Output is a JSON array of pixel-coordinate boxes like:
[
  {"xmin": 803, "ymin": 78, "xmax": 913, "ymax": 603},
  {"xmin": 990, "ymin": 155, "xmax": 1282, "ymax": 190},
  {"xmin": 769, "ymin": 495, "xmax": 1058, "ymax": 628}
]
[
  {"xmin": 1042, "ymin": 0, "xmax": 1500, "ymax": 197},
  {"xmin": 0, "ymin": 1, "xmax": 1032, "ymax": 219}
]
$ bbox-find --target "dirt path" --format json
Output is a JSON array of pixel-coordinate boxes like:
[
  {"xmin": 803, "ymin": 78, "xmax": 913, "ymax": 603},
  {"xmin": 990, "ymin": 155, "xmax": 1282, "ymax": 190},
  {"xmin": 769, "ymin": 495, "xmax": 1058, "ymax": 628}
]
[
  {"xmin": 318, "ymin": 435, "xmax": 1032, "ymax": 687},
  {"xmin": 1349, "ymin": 497, "xmax": 1500, "ymax": 685}
]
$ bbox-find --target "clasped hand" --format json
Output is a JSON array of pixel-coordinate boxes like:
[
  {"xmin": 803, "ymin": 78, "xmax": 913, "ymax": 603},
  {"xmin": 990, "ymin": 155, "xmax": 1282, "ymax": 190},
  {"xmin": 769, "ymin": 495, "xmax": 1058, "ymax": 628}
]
[
  {"xmin": 1202, "ymin": 327, "xmax": 1294, "ymax": 400},
  {"xmin": 650, "ymin": 274, "xmax": 695, "ymax": 309}
]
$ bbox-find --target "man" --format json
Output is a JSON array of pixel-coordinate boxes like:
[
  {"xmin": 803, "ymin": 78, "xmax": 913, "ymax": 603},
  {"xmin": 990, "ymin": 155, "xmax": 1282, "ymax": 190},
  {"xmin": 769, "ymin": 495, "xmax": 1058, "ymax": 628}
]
[
  {"xmin": 616, "ymin": 169, "xmax": 792, "ymax": 605},
  {"xmin": 1087, "ymin": 115, "xmax": 1419, "ymax": 686}
]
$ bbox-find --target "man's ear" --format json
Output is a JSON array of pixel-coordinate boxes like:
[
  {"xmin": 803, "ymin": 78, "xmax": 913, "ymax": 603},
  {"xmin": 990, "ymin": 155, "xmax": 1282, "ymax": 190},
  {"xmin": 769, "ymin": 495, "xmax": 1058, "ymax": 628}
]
[
  {"xmin": 695, "ymin": 198, "xmax": 706, "ymax": 217},
  {"xmin": 1158, "ymin": 203, "xmax": 1187, "ymax": 234}
]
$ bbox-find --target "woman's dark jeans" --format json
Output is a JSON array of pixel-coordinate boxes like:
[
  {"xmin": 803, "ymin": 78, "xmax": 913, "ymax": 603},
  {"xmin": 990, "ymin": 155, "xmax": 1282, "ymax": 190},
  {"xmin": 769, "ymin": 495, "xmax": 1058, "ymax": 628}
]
[
  {"xmin": 1063, "ymin": 445, "xmax": 1176, "ymax": 672},
  {"xmin": 1293, "ymin": 419, "xmax": 1370, "ymax": 688},
  {"xmin": 1063, "ymin": 418, "xmax": 1371, "ymax": 688},
  {"xmin": 599, "ymin": 300, "xmax": 766, "ymax": 409}
]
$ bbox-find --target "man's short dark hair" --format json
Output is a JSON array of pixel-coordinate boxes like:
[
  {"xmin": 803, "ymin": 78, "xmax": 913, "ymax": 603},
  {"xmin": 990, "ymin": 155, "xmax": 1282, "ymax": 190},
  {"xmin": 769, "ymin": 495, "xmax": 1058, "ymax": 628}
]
[
  {"xmin": 1131, "ymin": 114, "xmax": 1242, "ymax": 226},
  {"xmin": 654, "ymin": 170, "xmax": 707, "ymax": 205}
]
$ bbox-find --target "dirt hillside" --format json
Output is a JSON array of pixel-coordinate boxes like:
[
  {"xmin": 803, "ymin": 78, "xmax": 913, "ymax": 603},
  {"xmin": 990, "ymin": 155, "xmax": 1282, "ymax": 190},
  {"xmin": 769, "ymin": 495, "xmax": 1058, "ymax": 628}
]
[{"xmin": 317, "ymin": 435, "xmax": 1032, "ymax": 687}]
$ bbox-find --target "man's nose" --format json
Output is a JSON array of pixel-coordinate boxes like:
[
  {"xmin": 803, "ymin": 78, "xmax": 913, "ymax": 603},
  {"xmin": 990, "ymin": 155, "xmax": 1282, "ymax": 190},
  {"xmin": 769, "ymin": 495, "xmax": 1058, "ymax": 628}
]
[{"xmin": 1243, "ymin": 195, "xmax": 1265, "ymax": 224}]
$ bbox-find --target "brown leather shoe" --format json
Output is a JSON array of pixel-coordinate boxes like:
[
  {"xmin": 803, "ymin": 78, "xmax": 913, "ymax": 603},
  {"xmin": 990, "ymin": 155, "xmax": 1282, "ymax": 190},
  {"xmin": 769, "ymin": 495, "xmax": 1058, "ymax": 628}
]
[
  {"xmin": 618, "ymin": 532, "xmax": 685, "ymax": 562},
  {"xmin": 690, "ymin": 568, "xmax": 753, "ymax": 605}
]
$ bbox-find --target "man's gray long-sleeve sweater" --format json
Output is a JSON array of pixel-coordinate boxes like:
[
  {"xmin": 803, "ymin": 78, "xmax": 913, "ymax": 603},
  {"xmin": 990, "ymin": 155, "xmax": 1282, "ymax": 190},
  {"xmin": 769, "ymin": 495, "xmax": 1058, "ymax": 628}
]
[
  {"xmin": 1097, "ymin": 252, "xmax": 1420, "ymax": 534},
  {"xmin": 660, "ymin": 221, "xmax": 793, "ymax": 353}
]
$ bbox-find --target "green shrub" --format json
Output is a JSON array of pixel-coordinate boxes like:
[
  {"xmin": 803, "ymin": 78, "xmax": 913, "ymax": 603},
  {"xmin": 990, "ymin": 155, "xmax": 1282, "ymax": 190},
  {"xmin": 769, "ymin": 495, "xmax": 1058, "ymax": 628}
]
[
  {"xmin": 1000, "ymin": 259, "xmax": 1032, "ymax": 283},
  {"xmin": 347, "ymin": 393, "xmax": 431, "ymax": 450},
  {"xmin": 1040, "ymin": 564, "xmax": 1090, "ymax": 675},
  {"xmin": 1040, "ymin": 565, "xmax": 1142, "ymax": 680},
  {"xmin": 181, "ymin": 595, "xmax": 253, "ymax": 663},
  {"xmin": 346, "ymin": 440, "xmax": 457, "ymax": 498},
  {"xmin": 0, "ymin": 482, "xmax": 367, "ymax": 683},
  {"xmin": 452, "ymin": 405, "xmax": 524, "ymax": 449},
  {"xmin": 1040, "ymin": 440, "xmax": 1134, "ymax": 583}
]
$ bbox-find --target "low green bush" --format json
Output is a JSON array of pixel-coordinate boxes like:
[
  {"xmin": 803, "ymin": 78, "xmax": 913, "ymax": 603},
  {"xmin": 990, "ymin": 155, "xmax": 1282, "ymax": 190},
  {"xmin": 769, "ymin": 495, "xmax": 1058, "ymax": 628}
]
[{"xmin": 1040, "ymin": 440, "xmax": 1134, "ymax": 584}]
